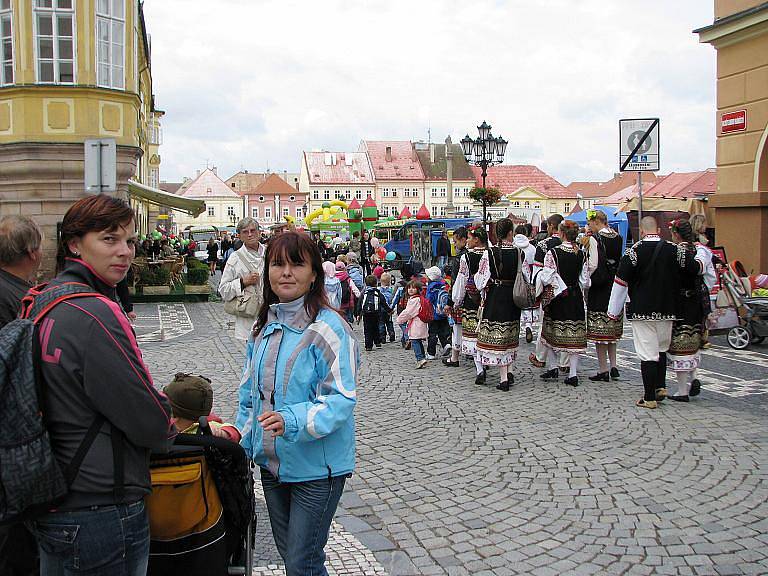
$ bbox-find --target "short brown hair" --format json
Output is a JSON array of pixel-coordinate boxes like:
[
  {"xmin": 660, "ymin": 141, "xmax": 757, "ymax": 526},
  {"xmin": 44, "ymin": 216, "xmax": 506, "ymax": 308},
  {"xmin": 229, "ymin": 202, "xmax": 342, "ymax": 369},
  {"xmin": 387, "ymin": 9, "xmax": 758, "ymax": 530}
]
[
  {"xmin": 57, "ymin": 195, "xmax": 134, "ymax": 271},
  {"xmin": 0, "ymin": 215, "xmax": 42, "ymax": 266}
]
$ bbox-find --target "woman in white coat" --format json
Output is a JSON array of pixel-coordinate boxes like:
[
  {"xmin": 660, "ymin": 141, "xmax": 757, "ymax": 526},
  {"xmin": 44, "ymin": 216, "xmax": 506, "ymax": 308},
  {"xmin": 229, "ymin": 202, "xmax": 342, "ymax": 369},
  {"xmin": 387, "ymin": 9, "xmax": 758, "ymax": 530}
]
[{"xmin": 219, "ymin": 217, "xmax": 266, "ymax": 340}]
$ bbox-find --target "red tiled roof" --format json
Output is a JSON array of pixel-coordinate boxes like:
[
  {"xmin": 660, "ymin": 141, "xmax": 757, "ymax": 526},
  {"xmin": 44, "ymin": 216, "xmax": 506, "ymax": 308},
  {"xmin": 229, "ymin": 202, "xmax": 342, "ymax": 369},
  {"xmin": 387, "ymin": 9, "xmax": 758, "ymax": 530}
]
[
  {"xmin": 566, "ymin": 172, "xmax": 661, "ymax": 199},
  {"xmin": 180, "ymin": 168, "xmax": 240, "ymax": 199},
  {"xmin": 254, "ymin": 173, "xmax": 301, "ymax": 197},
  {"xmin": 642, "ymin": 169, "xmax": 716, "ymax": 199},
  {"xmin": 473, "ymin": 165, "xmax": 572, "ymax": 199},
  {"xmin": 566, "ymin": 182, "xmax": 603, "ymax": 199},
  {"xmin": 361, "ymin": 141, "xmax": 425, "ymax": 181},
  {"xmin": 602, "ymin": 183, "xmax": 655, "ymax": 205},
  {"xmin": 224, "ymin": 172, "xmax": 269, "ymax": 196},
  {"xmin": 303, "ymin": 152, "xmax": 374, "ymax": 185}
]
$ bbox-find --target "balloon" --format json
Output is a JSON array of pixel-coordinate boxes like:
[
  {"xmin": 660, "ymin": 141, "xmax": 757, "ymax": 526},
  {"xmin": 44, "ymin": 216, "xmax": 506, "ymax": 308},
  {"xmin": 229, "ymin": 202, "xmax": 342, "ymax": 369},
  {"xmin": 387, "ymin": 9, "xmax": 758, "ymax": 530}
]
[
  {"xmin": 385, "ymin": 251, "xmax": 396, "ymax": 261},
  {"xmin": 376, "ymin": 246, "xmax": 387, "ymax": 258},
  {"xmin": 370, "ymin": 237, "xmax": 380, "ymax": 249}
]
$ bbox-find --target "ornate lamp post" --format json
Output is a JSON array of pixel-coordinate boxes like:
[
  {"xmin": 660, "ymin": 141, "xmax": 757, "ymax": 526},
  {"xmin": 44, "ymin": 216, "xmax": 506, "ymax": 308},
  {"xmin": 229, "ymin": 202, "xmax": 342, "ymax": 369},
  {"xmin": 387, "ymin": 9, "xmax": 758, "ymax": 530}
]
[{"xmin": 460, "ymin": 121, "xmax": 507, "ymax": 226}]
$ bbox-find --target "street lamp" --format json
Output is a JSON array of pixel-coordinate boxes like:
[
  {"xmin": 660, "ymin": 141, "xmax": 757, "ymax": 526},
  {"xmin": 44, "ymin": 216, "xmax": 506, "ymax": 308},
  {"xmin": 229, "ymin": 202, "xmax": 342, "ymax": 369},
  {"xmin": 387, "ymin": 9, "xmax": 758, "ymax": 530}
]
[
  {"xmin": 229, "ymin": 214, "xmax": 238, "ymax": 228},
  {"xmin": 460, "ymin": 121, "xmax": 507, "ymax": 226}
]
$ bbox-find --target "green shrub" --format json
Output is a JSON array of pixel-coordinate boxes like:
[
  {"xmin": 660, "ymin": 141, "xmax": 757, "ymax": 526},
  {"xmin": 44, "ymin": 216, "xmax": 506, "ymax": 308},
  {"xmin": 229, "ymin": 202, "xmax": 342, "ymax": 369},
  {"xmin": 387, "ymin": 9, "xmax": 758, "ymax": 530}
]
[
  {"xmin": 186, "ymin": 267, "xmax": 209, "ymax": 285},
  {"xmin": 186, "ymin": 256, "xmax": 207, "ymax": 269},
  {"xmin": 138, "ymin": 266, "xmax": 171, "ymax": 286}
]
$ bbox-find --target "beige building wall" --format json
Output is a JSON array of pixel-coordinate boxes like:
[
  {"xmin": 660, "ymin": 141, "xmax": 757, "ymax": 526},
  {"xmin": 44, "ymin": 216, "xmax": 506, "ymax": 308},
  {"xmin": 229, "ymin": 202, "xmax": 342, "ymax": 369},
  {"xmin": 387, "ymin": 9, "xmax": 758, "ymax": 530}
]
[{"xmin": 698, "ymin": 1, "xmax": 768, "ymax": 272}]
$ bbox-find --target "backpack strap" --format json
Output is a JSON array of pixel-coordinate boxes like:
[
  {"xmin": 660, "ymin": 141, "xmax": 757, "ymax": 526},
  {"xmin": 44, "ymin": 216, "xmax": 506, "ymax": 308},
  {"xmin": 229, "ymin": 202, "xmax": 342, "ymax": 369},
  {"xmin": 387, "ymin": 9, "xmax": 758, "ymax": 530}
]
[{"xmin": 22, "ymin": 282, "xmax": 102, "ymax": 324}]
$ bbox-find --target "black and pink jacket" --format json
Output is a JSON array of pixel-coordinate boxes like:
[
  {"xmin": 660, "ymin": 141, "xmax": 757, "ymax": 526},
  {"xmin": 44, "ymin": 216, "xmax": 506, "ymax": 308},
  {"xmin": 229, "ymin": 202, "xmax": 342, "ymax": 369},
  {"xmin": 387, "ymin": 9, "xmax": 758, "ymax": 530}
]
[{"xmin": 38, "ymin": 259, "xmax": 175, "ymax": 509}]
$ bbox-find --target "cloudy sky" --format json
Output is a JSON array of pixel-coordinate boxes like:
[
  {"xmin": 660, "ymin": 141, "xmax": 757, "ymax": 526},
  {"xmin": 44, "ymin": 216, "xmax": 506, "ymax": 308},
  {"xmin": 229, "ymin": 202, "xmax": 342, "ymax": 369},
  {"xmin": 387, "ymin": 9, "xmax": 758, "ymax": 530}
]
[{"xmin": 143, "ymin": 0, "xmax": 716, "ymax": 186}]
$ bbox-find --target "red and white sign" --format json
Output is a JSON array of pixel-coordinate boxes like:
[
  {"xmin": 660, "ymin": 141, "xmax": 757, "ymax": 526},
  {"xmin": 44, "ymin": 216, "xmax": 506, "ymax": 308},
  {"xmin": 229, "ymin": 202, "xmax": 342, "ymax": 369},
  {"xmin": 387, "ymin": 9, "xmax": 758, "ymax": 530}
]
[{"xmin": 721, "ymin": 110, "xmax": 747, "ymax": 134}]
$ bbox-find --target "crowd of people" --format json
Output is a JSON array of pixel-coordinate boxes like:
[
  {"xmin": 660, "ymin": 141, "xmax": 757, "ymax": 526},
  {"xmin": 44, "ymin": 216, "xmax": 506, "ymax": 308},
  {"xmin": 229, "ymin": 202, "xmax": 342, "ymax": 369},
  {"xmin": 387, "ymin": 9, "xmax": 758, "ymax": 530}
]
[{"xmin": 0, "ymin": 199, "xmax": 718, "ymax": 575}]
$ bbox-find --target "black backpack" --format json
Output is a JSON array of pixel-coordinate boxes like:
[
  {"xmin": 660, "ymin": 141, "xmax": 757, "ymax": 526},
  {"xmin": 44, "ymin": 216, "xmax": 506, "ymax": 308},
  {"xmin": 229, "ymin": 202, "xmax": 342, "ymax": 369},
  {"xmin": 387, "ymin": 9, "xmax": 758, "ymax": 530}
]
[
  {"xmin": 0, "ymin": 281, "xmax": 109, "ymax": 525},
  {"xmin": 340, "ymin": 279, "xmax": 351, "ymax": 306},
  {"xmin": 362, "ymin": 289, "xmax": 380, "ymax": 314}
]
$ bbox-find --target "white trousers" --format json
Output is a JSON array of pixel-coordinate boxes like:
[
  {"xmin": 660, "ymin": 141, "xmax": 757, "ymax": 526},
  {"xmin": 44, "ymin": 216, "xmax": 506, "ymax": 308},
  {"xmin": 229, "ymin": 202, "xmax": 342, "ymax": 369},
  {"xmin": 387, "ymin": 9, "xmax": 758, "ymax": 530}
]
[{"xmin": 632, "ymin": 320, "xmax": 673, "ymax": 362}]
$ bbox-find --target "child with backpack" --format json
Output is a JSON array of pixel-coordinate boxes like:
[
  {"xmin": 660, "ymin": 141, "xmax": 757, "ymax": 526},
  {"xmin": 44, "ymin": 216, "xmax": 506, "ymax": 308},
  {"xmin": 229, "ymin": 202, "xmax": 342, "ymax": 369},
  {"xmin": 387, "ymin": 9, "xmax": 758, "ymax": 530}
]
[
  {"xmin": 396, "ymin": 279, "xmax": 430, "ymax": 368},
  {"xmin": 355, "ymin": 275, "xmax": 391, "ymax": 351},
  {"xmin": 335, "ymin": 260, "xmax": 360, "ymax": 324},
  {"xmin": 424, "ymin": 266, "xmax": 451, "ymax": 359},
  {"xmin": 378, "ymin": 272, "xmax": 396, "ymax": 343},
  {"xmin": 392, "ymin": 276, "xmax": 409, "ymax": 347}
]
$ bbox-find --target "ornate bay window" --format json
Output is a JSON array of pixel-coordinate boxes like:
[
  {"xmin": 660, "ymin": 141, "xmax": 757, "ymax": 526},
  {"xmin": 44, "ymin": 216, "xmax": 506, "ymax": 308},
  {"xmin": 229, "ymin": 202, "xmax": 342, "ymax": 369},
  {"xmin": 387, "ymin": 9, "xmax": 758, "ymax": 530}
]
[
  {"xmin": 34, "ymin": 0, "xmax": 75, "ymax": 84},
  {"xmin": 96, "ymin": 0, "xmax": 125, "ymax": 89}
]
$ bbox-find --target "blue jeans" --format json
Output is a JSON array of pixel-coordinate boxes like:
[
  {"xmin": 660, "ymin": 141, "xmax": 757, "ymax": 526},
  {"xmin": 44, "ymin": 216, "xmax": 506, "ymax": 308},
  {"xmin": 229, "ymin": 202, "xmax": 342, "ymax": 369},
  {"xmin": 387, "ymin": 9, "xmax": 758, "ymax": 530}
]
[
  {"xmin": 412, "ymin": 339, "xmax": 425, "ymax": 361},
  {"xmin": 261, "ymin": 468, "xmax": 346, "ymax": 576},
  {"xmin": 28, "ymin": 500, "xmax": 149, "ymax": 576},
  {"xmin": 399, "ymin": 323, "xmax": 408, "ymax": 345}
]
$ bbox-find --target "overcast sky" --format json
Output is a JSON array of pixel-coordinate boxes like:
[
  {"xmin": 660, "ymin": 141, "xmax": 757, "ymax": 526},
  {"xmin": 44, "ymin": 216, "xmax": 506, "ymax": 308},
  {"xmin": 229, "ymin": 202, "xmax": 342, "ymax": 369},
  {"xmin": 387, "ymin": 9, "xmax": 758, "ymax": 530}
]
[{"xmin": 143, "ymin": 0, "xmax": 716, "ymax": 186}]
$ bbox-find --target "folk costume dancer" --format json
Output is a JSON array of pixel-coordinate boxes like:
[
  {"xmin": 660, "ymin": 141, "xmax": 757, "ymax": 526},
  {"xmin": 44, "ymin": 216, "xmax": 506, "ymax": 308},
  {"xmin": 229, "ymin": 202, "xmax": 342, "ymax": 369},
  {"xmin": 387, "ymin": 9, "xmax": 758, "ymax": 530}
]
[
  {"xmin": 584, "ymin": 210, "xmax": 624, "ymax": 382},
  {"xmin": 474, "ymin": 218, "xmax": 524, "ymax": 391},
  {"xmin": 451, "ymin": 225, "xmax": 489, "ymax": 383},
  {"xmin": 690, "ymin": 235, "xmax": 716, "ymax": 394},
  {"xmin": 529, "ymin": 214, "xmax": 569, "ymax": 371},
  {"xmin": 536, "ymin": 220, "xmax": 589, "ymax": 387},
  {"xmin": 513, "ymin": 224, "xmax": 538, "ymax": 344},
  {"xmin": 667, "ymin": 219, "xmax": 710, "ymax": 401},
  {"xmin": 608, "ymin": 217, "xmax": 698, "ymax": 409},
  {"xmin": 444, "ymin": 226, "xmax": 469, "ymax": 367}
]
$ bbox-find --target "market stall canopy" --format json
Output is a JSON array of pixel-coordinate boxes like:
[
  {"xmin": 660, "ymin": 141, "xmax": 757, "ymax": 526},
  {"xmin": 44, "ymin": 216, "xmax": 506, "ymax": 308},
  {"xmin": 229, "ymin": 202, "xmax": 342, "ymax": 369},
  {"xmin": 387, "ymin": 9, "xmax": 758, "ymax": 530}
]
[
  {"xmin": 128, "ymin": 180, "xmax": 206, "ymax": 217},
  {"xmin": 617, "ymin": 197, "xmax": 715, "ymax": 226},
  {"xmin": 568, "ymin": 205, "xmax": 630, "ymax": 251}
]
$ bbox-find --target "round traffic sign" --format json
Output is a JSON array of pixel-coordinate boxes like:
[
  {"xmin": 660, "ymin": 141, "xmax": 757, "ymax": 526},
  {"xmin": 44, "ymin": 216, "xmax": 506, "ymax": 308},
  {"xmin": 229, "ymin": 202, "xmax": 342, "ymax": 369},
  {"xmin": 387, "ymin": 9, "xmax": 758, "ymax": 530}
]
[{"xmin": 627, "ymin": 131, "xmax": 652, "ymax": 154}]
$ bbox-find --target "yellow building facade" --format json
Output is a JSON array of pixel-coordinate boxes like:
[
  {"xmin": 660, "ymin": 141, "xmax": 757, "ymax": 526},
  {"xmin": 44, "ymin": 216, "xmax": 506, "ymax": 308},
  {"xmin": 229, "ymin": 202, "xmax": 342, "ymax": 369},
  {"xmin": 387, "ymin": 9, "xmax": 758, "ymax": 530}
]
[
  {"xmin": 0, "ymin": 0, "xmax": 174, "ymax": 277},
  {"xmin": 696, "ymin": 1, "xmax": 768, "ymax": 272}
]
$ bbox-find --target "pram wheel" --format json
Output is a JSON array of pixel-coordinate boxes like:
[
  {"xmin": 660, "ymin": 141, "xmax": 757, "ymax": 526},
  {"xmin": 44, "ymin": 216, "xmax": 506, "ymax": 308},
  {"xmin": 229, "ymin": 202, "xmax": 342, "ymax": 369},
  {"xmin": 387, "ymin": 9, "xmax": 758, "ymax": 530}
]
[{"xmin": 727, "ymin": 326, "xmax": 751, "ymax": 350}]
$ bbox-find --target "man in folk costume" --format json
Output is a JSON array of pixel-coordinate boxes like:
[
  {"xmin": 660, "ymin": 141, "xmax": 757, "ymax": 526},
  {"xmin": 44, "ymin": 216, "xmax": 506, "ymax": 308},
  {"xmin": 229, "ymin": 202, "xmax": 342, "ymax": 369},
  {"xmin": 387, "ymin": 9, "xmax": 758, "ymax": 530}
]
[
  {"xmin": 608, "ymin": 216, "xmax": 699, "ymax": 409},
  {"xmin": 529, "ymin": 214, "xmax": 569, "ymax": 371}
]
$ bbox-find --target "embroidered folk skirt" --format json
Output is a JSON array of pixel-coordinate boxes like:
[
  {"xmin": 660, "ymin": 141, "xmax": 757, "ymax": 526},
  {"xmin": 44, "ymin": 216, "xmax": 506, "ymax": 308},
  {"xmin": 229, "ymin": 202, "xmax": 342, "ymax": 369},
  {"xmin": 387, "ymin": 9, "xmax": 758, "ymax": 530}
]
[
  {"xmin": 667, "ymin": 322, "xmax": 702, "ymax": 372},
  {"xmin": 586, "ymin": 311, "xmax": 623, "ymax": 343},
  {"xmin": 460, "ymin": 286, "xmax": 481, "ymax": 355},
  {"xmin": 476, "ymin": 284, "xmax": 521, "ymax": 366},
  {"xmin": 542, "ymin": 289, "xmax": 586, "ymax": 354}
]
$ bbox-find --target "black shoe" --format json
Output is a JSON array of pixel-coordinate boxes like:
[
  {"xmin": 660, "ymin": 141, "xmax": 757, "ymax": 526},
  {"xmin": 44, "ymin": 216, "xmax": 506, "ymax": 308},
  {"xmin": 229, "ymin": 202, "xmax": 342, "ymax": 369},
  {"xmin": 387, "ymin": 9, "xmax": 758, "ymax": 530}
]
[
  {"xmin": 667, "ymin": 395, "xmax": 690, "ymax": 402},
  {"xmin": 588, "ymin": 372, "xmax": 609, "ymax": 382},
  {"xmin": 540, "ymin": 368, "xmax": 559, "ymax": 380},
  {"xmin": 525, "ymin": 327, "xmax": 533, "ymax": 343},
  {"xmin": 376, "ymin": 344, "xmax": 382, "ymax": 349},
  {"xmin": 610, "ymin": 367, "xmax": 620, "ymax": 380},
  {"xmin": 442, "ymin": 359, "xmax": 459, "ymax": 367},
  {"xmin": 496, "ymin": 381, "xmax": 510, "ymax": 391},
  {"xmin": 475, "ymin": 372, "xmax": 487, "ymax": 385},
  {"xmin": 690, "ymin": 379, "xmax": 701, "ymax": 397},
  {"xmin": 564, "ymin": 376, "xmax": 579, "ymax": 387}
]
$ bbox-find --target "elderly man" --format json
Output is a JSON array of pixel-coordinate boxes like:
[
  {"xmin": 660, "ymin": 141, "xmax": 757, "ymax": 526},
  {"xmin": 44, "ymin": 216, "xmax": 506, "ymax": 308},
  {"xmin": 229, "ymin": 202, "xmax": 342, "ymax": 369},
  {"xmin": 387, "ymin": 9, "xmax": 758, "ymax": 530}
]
[
  {"xmin": 219, "ymin": 218, "xmax": 265, "ymax": 341},
  {"xmin": 0, "ymin": 215, "xmax": 42, "ymax": 576}
]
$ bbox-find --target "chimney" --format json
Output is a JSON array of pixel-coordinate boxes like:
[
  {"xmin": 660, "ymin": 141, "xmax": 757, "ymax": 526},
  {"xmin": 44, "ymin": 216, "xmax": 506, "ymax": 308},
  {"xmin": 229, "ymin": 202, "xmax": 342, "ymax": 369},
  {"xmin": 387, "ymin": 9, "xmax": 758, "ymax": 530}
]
[
  {"xmin": 385, "ymin": 146, "xmax": 392, "ymax": 162},
  {"xmin": 429, "ymin": 143, "xmax": 435, "ymax": 164},
  {"xmin": 283, "ymin": 170, "xmax": 288, "ymax": 181},
  {"xmin": 195, "ymin": 169, "xmax": 200, "ymax": 178},
  {"xmin": 212, "ymin": 166, "xmax": 217, "ymax": 175},
  {"xmin": 294, "ymin": 177, "xmax": 299, "ymax": 190}
]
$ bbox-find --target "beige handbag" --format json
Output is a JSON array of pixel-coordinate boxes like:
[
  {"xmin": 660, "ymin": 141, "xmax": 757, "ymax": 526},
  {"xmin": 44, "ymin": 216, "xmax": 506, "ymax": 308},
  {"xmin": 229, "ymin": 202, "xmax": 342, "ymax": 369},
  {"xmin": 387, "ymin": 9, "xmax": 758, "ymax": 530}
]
[{"xmin": 223, "ymin": 252, "xmax": 262, "ymax": 318}]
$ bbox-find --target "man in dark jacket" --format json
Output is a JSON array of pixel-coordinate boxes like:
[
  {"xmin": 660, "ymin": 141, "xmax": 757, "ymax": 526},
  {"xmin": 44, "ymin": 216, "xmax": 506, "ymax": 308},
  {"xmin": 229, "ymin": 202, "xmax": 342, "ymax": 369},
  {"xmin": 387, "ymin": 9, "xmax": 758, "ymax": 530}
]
[
  {"xmin": 0, "ymin": 215, "xmax": 43, "ymax": 576},
  {"xmin": 436, "ymin": 230, "xmax": 451, "ymax": 271}
]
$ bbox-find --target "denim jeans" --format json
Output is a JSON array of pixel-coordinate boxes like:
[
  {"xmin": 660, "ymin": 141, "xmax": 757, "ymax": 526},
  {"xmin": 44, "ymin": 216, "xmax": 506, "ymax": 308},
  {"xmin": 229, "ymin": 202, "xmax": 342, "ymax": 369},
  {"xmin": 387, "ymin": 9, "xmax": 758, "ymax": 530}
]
[
  {"xmin": 28, "ymin": 500, "xmax": 149, "ymax": 576},
  {"xmin": 412, "ymin": 339, "xmax": 425, "ymax": 361},
  {"xmin": 261, "ymin": 468, "xmax": 346, "ymax": 576}
]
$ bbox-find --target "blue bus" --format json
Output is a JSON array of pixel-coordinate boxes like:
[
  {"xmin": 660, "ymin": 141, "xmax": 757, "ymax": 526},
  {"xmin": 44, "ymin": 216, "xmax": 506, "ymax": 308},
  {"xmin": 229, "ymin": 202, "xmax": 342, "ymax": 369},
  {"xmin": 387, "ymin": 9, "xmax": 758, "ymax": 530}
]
[{"xmin": 378, "ymin": 218, "xmax": 474, "ymax": 267}]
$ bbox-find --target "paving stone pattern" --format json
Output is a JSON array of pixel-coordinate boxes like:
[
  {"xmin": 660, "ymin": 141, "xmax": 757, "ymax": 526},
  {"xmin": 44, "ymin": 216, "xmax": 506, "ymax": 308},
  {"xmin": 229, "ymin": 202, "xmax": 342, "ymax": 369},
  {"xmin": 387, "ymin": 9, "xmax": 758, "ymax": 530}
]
[{"xmin": 137, "ymin": 301, "xmax": 768, "ymax": 576}]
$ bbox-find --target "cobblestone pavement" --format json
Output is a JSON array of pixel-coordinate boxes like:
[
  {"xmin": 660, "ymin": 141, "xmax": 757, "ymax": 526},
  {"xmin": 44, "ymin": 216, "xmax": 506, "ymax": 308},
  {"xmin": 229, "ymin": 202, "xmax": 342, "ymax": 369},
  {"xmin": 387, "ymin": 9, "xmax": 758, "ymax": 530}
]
[{"xmin": 136, "ymin": 301, "xmax": 768, "ymax": 576}]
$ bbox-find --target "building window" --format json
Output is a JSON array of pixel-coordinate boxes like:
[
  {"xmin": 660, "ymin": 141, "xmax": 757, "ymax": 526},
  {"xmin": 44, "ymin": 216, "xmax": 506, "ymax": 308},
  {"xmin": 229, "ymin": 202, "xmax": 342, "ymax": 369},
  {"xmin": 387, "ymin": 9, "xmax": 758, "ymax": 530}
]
[
  {"xmin": 148, "ymin": 120, "xmax": 162, "ymax": 145},
  {"xmin": 282, "ymin": 207, "xmax": 289, "ymax": 218},
  {"xmin": 534, "ymin": 202, "xmax": 541, "ymax": 209},
  {"xmin": 1, "ymin": 1, "xmax": 13, "ymax": 87},
  {"xmin": 524, "ymin": 201, "xmax": 530, "ymax": 208},
  {"xmin": 441, "ymin": 188, "xmax": 446, "ymax": 197},
  {"xmin": 231, "ymin": 182, "xmax": 236, "ymax": 188},
  {"xmin": 355, "ymin": 190, "xmax": 362, "ymax": 200},
  {"xmin": 265, "ymin": 207, "xmax": 272, "ymax": 219},
  {"xmin": 513, "ymin": 201, "xmax": 520, "ymax": 208},
  {"xmin": 34, "ymin": 0, "xmax": 75, "ymax": 84},
  {"xmin": 289, "ymin": 195, "xmax": 295, "ymax": 202},
  {"xmin": 295, "ymin": 207, "xmax": 302, "ymax": 218},
  {"xmin": 148, "ymin": 167, "xmax": 159, "ymax": 189},
  {"xmin": 252, "ymin": 207, "xmax": 259, "ymax": 218},
  {"xmin": 207, "ymin": 205, "xmax": 215, "ymax": 217},
  {"xmin": 312, "ymin": 190, "xmax": 319, "ymax": 200},
  {"xmin": 439, "ymin": 206, "xmax": 446, "ymax": 217},
  {"xmin": 564, "ymin": 203, "xmax": 571, "ymax": 213},
  {"xmin": 383, "ymin": 188, "xmax": 389, "ymax": 198},
  {"xmin": 227, "ymin": 206, "xmax": 235, "ymax": 217},
  {"xmin": 96, "ymin": 0, "xmax": 125, "ymax": 89},
  {"xmin": 323, "ymin": 190, "xmax": 330, "ymax": 201}
]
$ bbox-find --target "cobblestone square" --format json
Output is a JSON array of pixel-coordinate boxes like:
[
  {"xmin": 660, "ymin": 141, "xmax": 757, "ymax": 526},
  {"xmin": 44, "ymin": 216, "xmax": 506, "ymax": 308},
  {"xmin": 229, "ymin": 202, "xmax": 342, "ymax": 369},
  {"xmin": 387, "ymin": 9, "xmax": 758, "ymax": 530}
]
[{"xmin": 138, "ymin": 301, "xmax": 768, "ymax": 576}]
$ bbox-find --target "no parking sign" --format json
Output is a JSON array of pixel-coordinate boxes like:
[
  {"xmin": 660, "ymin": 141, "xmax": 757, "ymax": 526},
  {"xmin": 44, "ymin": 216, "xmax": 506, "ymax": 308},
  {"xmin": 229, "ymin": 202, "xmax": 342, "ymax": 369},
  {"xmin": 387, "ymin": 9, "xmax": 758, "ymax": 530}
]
[{"xmin": 619, "ymin": 118, "xmax": 660, "ymax": 172}]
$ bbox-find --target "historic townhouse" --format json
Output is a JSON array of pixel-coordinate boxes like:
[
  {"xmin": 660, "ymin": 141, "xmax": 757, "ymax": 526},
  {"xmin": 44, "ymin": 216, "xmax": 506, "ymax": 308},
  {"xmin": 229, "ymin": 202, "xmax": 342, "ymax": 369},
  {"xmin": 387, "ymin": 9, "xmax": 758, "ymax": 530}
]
[
  {"xmin": 0, "ymin": 0, "xmax": 200, "ymax": 276},
  {"xmin": 359, "ymin": 140, "xmax": 425, "ymax": 218},
  {"xmin": 413, "ymin": 140, "xmax": 476, "ymax": 217},
  {"xmin": 300, "ymin": 151, "xmax": 375, "ymax": 213},
  {"xmin": 174, "ymin": 167, "xmax": 242, "ymax": 231}
]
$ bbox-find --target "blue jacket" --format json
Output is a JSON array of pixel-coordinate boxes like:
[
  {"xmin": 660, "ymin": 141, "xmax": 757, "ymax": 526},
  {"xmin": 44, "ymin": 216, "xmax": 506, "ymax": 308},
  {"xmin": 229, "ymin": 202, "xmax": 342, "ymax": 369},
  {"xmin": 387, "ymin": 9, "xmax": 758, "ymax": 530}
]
[
  {"xmin": 426, "ymin": 279, "xmax": 449, "ymax": 320},
  {"xmin": 346, "ymin": 264, "xmax": 364, "ymax": 291},
  {"xmin": 236, "ymin": 303, "xmax": 359, "ymax": 482}
]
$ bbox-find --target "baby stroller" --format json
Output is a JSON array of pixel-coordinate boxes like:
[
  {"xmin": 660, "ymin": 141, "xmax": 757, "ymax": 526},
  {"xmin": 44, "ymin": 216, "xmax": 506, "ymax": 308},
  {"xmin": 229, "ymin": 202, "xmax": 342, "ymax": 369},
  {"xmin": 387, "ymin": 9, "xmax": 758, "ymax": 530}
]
[
  {"xmin": 146, "ymin": 419, "xmax": 256, "ymax": 576},
  {"xmin": 719, "ymin": 263, "xmax": 768, "ymax": 349}
]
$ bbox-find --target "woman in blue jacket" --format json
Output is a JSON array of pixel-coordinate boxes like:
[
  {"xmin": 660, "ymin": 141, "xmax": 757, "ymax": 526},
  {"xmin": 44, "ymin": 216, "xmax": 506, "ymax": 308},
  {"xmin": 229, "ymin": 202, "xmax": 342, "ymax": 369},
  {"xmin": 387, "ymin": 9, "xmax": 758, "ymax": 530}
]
[{"xmin": 236, "ymin": 232, "xmax": 359, "ymax": 576}]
